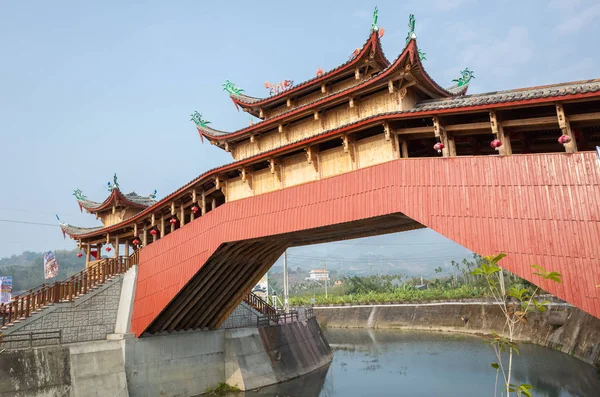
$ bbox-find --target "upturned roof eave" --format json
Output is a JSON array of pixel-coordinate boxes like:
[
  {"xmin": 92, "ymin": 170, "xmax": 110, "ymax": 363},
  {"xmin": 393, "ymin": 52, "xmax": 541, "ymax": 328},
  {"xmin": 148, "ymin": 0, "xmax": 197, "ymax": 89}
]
[
  {"xmin": 79, "ymin": 189, "xmax": 150, "ymax": 214},
  {"xmin": 200, "ymin": 39, "xmax": 453, "ymax": 142},
  {"xmin": 229, "ymin": 31, "xmax": 388, "ymax": 112}
]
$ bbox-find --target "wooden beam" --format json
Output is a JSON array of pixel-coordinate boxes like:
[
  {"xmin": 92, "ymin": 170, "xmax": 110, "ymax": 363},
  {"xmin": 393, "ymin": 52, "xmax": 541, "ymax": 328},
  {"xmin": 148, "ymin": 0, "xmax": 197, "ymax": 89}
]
[
  {"xmin": 395, "ymin": 126, "xmax": 433, "ymax": 135},
  {"xmin": 556, "ymin": 104, "xmax": 578, "ymax": 153},
  {"xmin": 444, "ymin": 122, "xmax": 492, "ymax": 132},
  {"xmin": 569, "ymin": 112, "xmax": 600, "ymax": 122},
  {"xmin": 501, "ymin": 116, "xmax": 558, "ymax": 128}
]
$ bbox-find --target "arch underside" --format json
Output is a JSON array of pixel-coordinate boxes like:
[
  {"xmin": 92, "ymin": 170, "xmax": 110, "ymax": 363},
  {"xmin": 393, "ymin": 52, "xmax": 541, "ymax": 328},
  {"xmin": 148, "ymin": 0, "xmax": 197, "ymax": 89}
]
[{"xmin": 131, "ymin": 152, "xmax": 600, "ymax": 337}]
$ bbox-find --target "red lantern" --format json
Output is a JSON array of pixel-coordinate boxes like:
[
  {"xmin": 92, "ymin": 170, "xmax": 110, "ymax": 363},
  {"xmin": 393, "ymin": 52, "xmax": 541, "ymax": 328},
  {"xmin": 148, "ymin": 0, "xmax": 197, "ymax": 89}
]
[
  {"xmin": 433, "ymin": 142, "xmax": 444, "ymax": 153},
  {"xmin": 132, "ymin": 238, "xmax": 140, "ymax": 246},
  {"xmin": 77, "ymin": 253, "xmax": 83, "ymax": 258},
  {"xmin": 106, "ymin": 247, "xmax": 112, "ymax": 252},
  {"xmin": 150, "ymin": 229, "xmax": 157, "ymax": 236},
  {"xmin": 558, "ymin": 135, "xmax": 572, "ymax": 145},
  {"xmin": 170, "ymin": 218, "xmax": 177, "ymax": 225},
  {"xmin": 490, "ymin": 139, "xmax": 502, "ymax": 149},
  {"xmin": 192, "ymin": 205, "xmax": 199, "ymax": 214}
]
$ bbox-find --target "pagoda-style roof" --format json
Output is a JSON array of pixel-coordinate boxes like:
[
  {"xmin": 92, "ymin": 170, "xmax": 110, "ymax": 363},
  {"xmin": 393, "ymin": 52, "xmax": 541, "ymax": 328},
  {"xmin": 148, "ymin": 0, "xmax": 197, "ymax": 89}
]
[
  {"xmin": 76, "ymin": 189, "xmax": 157, "ymax": 213},
  {"xmin": 229, "ymin": 31, "xmax": 390, "ymax": 117},
  {"xmin": 198, "ymin": 39, "xmax": 466, "ymax": 143},
  {"xmin": 63, "ymin": 76, "xmax": 600, "ymax": 241},
  {"xmin": 60, "ymin": 224, "xmax": 106, "ymax": 237}
]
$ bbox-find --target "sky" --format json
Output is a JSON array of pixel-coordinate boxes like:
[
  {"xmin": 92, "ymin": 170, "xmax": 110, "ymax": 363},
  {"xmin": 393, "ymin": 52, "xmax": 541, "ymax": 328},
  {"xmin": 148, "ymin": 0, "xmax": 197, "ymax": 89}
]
[{"xmin": 0, "ymin": 0, "xmax": 598, "ymax": 267}]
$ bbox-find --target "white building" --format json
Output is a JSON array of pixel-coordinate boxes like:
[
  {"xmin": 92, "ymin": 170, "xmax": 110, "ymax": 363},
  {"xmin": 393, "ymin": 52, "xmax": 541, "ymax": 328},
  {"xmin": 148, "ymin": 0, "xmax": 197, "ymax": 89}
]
[{"xmin": 308, "ymin": 269, "xmax": 330, "ymax": 281}]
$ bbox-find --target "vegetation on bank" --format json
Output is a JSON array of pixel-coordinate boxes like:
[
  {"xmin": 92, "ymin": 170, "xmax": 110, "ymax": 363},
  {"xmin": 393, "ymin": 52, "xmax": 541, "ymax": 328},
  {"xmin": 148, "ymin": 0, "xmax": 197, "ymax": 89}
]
[
  {"xmin": 289, "ymin": 284, "xmax": 485, "ymax": 306},
  {"xmin": 204, "ymin": 382, "xmax": 241, "ymax": 395}
]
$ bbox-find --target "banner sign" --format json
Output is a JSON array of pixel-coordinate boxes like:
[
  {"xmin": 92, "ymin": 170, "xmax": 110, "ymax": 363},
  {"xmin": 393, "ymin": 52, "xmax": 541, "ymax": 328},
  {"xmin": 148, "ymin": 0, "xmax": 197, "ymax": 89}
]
[
  {"xmin": 0, "ymin": 276, "xmax": 12, "ymax": 304},
  {"xmin": 44, "ymin": 251, "xmax": 59, "ymax": 279}
]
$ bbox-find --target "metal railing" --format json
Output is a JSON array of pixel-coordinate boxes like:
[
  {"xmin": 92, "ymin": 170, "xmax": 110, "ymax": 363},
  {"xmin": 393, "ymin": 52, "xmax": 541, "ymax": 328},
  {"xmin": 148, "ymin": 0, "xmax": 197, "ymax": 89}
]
[
  {"xmin": 0, "ymin": 330, "xmax": 62, "ymax": 350},
  {"xmin": 256, "ymin": 306, "xmax": 315, "ymax": 327},
  {"xmin": 0, "ymin": 250, "xmax": 139, "ymax": 329},
  {"xmin": 243, "ymin": 291, "xmax": 277, "ymax": 318}
]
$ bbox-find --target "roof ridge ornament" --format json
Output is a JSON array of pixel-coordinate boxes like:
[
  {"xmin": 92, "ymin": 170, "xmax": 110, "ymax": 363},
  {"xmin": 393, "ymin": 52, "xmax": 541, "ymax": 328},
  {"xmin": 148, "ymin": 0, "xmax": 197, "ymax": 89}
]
[
  {"xmin": 222, "ymin": 80, "xmax": 245, "ymax": 96},
  {"xmin": 452, "ymin": 68, "xmax": 475, "ymax": 87},
  {"xmin": 149, "ymin": 189, "xmax": 157, "ymax": 199},
  {"xmin": 371, "ymin": 6, "xmax": 379, "ymax": 32},
  {"xmin": 107, "ymin": 173, "xmax": 120, "ymax": 192},
  {"xmin": 73, "ymin": 189, "xmax": 87, "ymax": 201},
  {"xmin": 190, "ymin": 111, "xmax": 211, "ymax": 128},
  {"xmin": 405, "ymin": 14, "xmax": 417, "ymax": 44}
]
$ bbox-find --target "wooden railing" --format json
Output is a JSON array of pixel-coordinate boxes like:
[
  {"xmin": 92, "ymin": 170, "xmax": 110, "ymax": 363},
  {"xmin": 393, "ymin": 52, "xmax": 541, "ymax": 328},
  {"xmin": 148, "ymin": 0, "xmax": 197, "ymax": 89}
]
[
  {"xmin": 0, "ymin": 250, "xmax": 140, "ymax": 329},
  {"xmin": 243, "ymin": 291, "xmax": 277, "ymax": 318}
]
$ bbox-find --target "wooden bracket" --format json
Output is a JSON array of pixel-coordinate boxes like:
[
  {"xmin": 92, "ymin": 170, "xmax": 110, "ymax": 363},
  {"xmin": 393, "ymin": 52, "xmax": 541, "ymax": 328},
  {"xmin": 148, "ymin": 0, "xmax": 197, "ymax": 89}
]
[
  {"xmin": 313, "ymin": 111, "xmax": 320, "ymax": 120},
  {"xmin": 240, "ymin": 167, "xmax": 252, "ymax": 189},
  {"xmin": 270, "ymin": 158, "xmax": 281, "ymax": 182},
  {"xmin": 286, "ymin": 97, "xmax": 292, "ymax": 107},
  {"xmin": 224, "ymin": 141, "xmax": 231, "ymax": 152},
  {"xmin": 355, "ymin": 67, "xmax": 361, "ymax": 80},
  {"xmin": 321, "ymin": 83, "xmax": 327, "ymax": 94},
  {"xmin": 278, "ymin": 124, "xmax": 284, "ymax": 133},
  {"xmin": 349, "ymin": 98, "xmax": 355, "ymax": 108},
  {"xmin": 341, "ymin": 135, "xmax": 356, "ymax": 162},
  {"xmin": 304, "ymin": 146, "xmax": 319, "ymax": 173},
  {"xmin": 383, "ymin": 122, "xmax": 392, "ymax": 141},
  {"xmin": 388, "ymin": 79, "xmax": 395, "ymax": 94},
  {"xmin": 106, "ymin": 233, "xmax": 110, "ymax": 245},
  {"xmin": 259, "ymin": 108, "xmax": 265, "ymax": 118},
  {"xmin": 215, "ymin": 177, "xmax": 222, "ymax": 191}
]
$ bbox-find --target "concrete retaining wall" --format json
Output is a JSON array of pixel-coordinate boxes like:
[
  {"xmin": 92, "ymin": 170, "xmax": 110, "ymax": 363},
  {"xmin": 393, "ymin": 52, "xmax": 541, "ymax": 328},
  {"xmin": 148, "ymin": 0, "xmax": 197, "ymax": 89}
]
[
  {"xmin": 0, "ymin": 340, "xmax": 128, "ymax": 397},
  {"xmin": 315, "ymin": 302, "xmax": 600, "ymax": 367}
]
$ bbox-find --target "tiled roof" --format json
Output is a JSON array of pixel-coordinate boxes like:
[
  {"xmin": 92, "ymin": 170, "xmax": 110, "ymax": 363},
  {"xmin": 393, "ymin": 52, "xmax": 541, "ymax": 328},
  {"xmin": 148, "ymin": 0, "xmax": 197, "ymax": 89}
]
[
  {"xmin": 77, "ymin": 190, "xmax": 156, "ymax": 211},
  {"xmin": 201, "ymin": 40, "xmax": 462, "ymax": 140},
  {"xmin": 231, "ymin": 31, "xmax": 389, "ymax": 106},
  {"xmin": 61, "ymin": 224, "xmax": 105, "ymax": 236},
  {"xmin": 411, "ymin": 78, "xmax": 600, "ymax": 112}
]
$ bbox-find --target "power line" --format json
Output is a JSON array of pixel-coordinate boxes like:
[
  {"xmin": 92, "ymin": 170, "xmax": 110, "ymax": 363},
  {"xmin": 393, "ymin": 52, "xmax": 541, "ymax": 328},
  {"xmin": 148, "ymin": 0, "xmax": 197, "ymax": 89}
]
[{"xmin": 0, "ymin": 219, "xmax": 59, "ymax": 227}]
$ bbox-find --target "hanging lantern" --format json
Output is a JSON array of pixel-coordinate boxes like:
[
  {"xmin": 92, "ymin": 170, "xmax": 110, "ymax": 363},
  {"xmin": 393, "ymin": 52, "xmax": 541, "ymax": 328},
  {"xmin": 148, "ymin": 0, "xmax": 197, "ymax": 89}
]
[
  {"xmin": 558, "ymin": 135, "xmax": 572, "ymax": 145},
  {"xmin": 170, "ymin": 218, "xmax": 177, "ymax": 225},
  {"xmin": 490, "ymin": 139, "xmax": 502, "ymax": 150},
  {"xmin": 191, "ymin": 205, "xmax": 199, "ymax": 214},
  {"xmin": 132, "ymin": 238, "xmax": 140, "ymax": 246},
  {"xmin": 106, "ymin": 247, "xmax": 112, "ymax": 252},
  {"xmin": 150, "ymin": 229, "xmax": 157, "ymax": 236},
  {"xmin": 77, "ymin": 253, "xmax": 83, "ymax": 258},
  {"xmin": 433, "ymin": 142, "xmax": 444, "ymax": 153}
]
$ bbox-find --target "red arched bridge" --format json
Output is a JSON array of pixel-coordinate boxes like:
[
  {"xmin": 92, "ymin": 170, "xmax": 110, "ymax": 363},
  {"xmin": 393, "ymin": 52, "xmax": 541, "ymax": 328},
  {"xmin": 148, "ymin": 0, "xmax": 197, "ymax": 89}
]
[{"xmin": 130, "ymin": 152, "xmax": 600, "ymax": 336}]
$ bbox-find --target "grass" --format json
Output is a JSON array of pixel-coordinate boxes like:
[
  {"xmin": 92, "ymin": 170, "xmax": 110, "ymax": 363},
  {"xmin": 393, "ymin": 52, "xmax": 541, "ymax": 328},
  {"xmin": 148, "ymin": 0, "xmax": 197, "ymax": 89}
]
[
  {"xmin": 205, "ymin": 382, "xmax": 241, "ymax": 395},
  {"xmin": 288, "ymin": 285, "xmax": 485, "ymax": 306}
]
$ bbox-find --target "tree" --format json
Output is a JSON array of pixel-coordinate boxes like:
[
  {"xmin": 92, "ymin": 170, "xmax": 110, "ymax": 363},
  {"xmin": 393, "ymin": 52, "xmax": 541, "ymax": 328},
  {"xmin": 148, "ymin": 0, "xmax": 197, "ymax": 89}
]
[{"xmin": 472, "ymin": 254, "xmax": 562, "ymax": 397}]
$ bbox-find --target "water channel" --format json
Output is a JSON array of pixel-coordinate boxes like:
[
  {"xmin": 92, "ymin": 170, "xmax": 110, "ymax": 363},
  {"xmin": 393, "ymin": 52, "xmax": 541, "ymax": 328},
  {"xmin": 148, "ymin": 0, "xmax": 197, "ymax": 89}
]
[{"xmin": 236, "ymin": 328, "xmax": 600, "ymax": 397}]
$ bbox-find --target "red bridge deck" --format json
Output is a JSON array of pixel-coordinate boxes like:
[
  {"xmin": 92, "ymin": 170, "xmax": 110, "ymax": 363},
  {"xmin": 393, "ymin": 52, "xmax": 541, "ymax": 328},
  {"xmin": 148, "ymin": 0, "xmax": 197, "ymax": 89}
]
[{"xmin": 131, "ymin": 152, "xmax": 600, "ymax": 336}]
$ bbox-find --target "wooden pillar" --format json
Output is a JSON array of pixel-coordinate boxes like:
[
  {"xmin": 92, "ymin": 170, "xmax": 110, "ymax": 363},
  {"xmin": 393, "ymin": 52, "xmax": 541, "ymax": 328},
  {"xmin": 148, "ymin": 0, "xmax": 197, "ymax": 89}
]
[
  {"xmin": 114, "ymin": 235, "xmax": 119, "ymax": 258},
  {"xmin": 201, "ymin": 191, "xmax": 206, "ymax": 215},
  {"xmin": 180, "ymin": 202, "xmax": 185, "ymax": 227},
  {"xmin": 160, "ymin": 216, "xmax": 165, "ymax": 237},
  {"xmin": 433, "ymin": 117, "xmax": 450, "ymax": 157},
  {"xmin": 490, "ymin": 110, "xmax": 512, "ymax": 156},
  {"xmin": 151, "ymin": 214, "xmax": 157, "ymax": 242},
  {"xmin": 124, "ymin": 241, "xmax": 130, "ymax": 257},
  {"xmin": 142, "ymin": 226, "xmax": 147, "ymax": 247},
  {"xmin": 85, "ymin": 244, "xmax": 91, "ymax": 268},
  {"xmin": 211, "ymin": 198, "xmax": 216, "ymax": 211},
  {"xmin": 448, "ymin": 136, "xmax": 457, "ymax": 157},
  {"xmin": 191, "ymin": 189, "xmax": 197, "ymax": 221},
  {"xmin": 401, "ymin": 140, "xmax": 409, "ymax": 158},
  {"xmin": 97, "ymin": 243, "xmax": 102, "ymax": 260},
  {"xmin": 556, "ymin": 104, "xmax": 578, "ymax": 153}
]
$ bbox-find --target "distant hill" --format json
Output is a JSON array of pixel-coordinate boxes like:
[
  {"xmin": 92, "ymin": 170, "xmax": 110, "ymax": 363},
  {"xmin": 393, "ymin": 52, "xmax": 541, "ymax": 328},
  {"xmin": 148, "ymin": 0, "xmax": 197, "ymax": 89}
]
[{"xmin": 0, "ymin": 249, "xmax": 86, "ymax": 293}]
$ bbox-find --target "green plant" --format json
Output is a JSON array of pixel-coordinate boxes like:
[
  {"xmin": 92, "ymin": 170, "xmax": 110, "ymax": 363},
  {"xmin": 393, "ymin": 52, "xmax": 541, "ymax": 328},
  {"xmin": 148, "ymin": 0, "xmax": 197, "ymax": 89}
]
[
  {"xmin": 472, "ymin": 254, "xmax": 562, "ymax": 397},
  {"xmin": 205, "ymin": 382, "xmax": 241, "ymax": 395}
]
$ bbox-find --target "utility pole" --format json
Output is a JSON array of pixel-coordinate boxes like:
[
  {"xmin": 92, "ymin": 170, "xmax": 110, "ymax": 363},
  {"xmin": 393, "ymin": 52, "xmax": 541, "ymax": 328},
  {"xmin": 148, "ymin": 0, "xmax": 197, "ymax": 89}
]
[
  {"xmin": 283, "ymin": 250, "xmax": 289, "ymax": 312},
  {"xmin": 324, "ymin": 261, "xmax": 328, "ymax": 300}
]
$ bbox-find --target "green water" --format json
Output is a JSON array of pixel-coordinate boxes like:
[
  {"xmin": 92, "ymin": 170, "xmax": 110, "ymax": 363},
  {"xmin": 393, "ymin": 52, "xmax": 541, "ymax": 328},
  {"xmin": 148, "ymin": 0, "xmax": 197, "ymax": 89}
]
[{"xmin": 242, "ymin": 328, "xmax": 600, "ymax": 397}]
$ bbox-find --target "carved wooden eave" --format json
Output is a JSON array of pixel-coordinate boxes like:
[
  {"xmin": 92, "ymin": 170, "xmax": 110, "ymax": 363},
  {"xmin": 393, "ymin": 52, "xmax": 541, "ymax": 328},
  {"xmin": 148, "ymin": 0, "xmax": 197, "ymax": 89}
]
[
  {"xmin": 304, "ymin": 146, "xmax": 319, "ymax": 172},
  {"xmin": 269, "ymin": 158, "xmax": 282, "ymax": 182}
]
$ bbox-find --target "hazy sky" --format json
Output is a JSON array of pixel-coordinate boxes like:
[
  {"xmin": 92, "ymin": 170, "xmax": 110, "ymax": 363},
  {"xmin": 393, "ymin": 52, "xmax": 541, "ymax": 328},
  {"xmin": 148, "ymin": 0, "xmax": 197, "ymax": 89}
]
[{"xmin": 0, "ymin": 1, "xmax": 598, "ymax": 263}]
